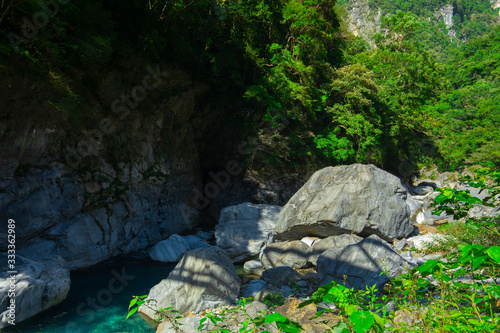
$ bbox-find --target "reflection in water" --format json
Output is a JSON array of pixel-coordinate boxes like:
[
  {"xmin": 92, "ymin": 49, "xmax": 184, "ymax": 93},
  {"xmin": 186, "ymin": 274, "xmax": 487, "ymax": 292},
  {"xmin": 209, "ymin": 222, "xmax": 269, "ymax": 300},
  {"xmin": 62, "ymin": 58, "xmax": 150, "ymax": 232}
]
[{"xmin": 4, "ymin": 251, "xmax": 175, "ymax": 333}]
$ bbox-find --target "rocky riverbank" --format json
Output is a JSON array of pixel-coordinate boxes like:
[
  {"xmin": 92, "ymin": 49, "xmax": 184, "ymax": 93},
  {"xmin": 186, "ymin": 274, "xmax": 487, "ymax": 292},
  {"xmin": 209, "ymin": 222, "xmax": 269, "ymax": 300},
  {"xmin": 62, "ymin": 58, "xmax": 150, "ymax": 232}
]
[{"xmin": 135, "ymin": 164, "xmax": 499, "ymax": 332}]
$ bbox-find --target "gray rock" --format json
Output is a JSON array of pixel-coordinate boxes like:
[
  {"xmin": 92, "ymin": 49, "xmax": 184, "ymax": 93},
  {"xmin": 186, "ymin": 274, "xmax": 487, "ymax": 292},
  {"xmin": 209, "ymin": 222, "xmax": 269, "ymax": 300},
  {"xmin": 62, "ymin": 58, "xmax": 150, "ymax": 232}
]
[
  {"xmin": 275, "ymin": 164, "xmax": 413, "ymax": 242},
  {"xmin": 196, "ymin": 230, "xmax": 215, "ymax": 241},
  {"xmin": 139, "ymin": 246, "xmax": 241, "ymax": 318},
  {"xmin": 308, "ymin": 234, "xmax": 363, "ymax": 266},
  {"xmin": 407, "ymin": 234, "xmax": 449, "ymax": 251},
  {"xmin": 468, "ymin": 204, "xmax": 499, "ymax": 219},
  {"xmin": 280, "ymin": 286, "xmax": 293, "ymax": 298},
  {"xmin": 150, "ymin": 234, "xmax": 190, "ymax": 262},
  {"xmin": 412, "ymin": 184, "xmax": 435, "ymax": 196},
  {"xmin": 261, "ymin": 240, "xmax": 310, "ymax": 270},
  {"xmin": 406, "ymin": 197, "xmax": 423, "ymax": 222},
  {"xmin": 0, "ymin": 255, "xmax": 70, "ymax": 328},
  {"xmin": 243, "ymin": 259, "xmax": 265, "ymax": 276},
  {"xmin": 183, "ymin": 235, "xmax": 211, "ymax": 249},
  {"xmin": 416, "ymin": 209, "xmax": 450, "ymax": 225},
  {"xmin": 261, "ymin": 266, "xmax": 300, "ymax": 288},
  {"xmin": 317, "ymin": 235, "xmax": 408, "ymax": 290},
  {"xmin": 215, "ymin": 202, "xmax": 281, "ymax": 262},
  {"xmin": 1, "ymin": 177, "xmax": 84, "ymax": 242},
  {"xmin": 242, "ymin": 279, "xmax": 268, "ymax": 298},
  {"xmin": 394, "ymin": 239, "xmax": 413, "ymax": 252}
]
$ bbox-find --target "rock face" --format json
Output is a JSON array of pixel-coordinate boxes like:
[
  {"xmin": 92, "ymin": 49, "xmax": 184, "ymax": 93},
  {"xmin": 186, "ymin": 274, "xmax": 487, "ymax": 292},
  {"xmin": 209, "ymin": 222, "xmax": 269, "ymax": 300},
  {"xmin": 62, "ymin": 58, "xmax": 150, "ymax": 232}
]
[
  {"xmin": 317, "ymin": 235, "xmax": 408, "ymax": 290},
  {"xmin": 183, "ymin": 235, "xmax": 211, "ymax": 249},
  {"xmin": 139, "ymin": 246, "xmax": 241, "ymax": 318},
  {"xmin": 261, "ymin": 266, "xmax": 300, "ymax": 288},
  {"xmin": 407, "ymin": 234, "xmax": 449, "ymax": 251},
  {"xmin": 0, "ymin": 255, "xmax": 70, "ymax": 328},
  {"xmin": 345, "ymin": 0, "xmax": 382, "ymax": 48},
  {"xmin": 436, "ymin": 3, "xmax": 457, "ymax": 39},
  {"xmin": 215, "ymin": 203, "xmax": 281, "ymax": 262},
  {"xmin": 261, "ymin": 240, "xmax": 310, "ymax": 270},
  {"xmin": 275, "ymin": 164, "xmax": 413, "ymax": 242},
  {"xmin": 308, "ymin": 234, "xmax": 363, "ymax": 266},
  {"xmin": 149, "ymin": 234, "xmax": 191, "ymax": 262},
  {"xmin": 5, "ymin": 166, "xmax": 201, "ymax": 270}
]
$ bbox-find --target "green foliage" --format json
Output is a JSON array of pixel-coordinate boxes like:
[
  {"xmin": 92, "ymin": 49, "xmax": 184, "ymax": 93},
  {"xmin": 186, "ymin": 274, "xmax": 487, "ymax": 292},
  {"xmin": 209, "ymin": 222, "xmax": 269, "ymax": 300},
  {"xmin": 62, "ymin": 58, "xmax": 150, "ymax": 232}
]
[{"xmin": 262, "ymin": 292, "xmax": 286, "ymax": 308}]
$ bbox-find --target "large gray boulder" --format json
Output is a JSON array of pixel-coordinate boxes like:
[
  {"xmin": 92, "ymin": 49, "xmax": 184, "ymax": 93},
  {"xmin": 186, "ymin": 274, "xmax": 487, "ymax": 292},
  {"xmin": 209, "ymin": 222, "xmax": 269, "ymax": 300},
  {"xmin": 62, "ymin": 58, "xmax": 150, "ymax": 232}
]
[
  {"xmin": 261, "ymin": 266, "xmax": 300, "ymax": 288},
  {"xmin": 317, "ymin": 235, "xmax": 408, "ymax": 290},
  {"xmin": 260, "ymin": 240, "xmax": 310, "ymax": 270},
  {"xmin": 0, "ymin": 255, "xmax": 70, "ymax": 328},
  {"xmin": 139, "ymin": 246, "xmax": 241, "ymax": 318},
  {"xmin": 275, "ymin": 164, "xmax": 413, "ymax": 242},
  {"xmin": 308, "ymin": 234, "xmax": 363, "ymax": 266},
  {"xmin": 215, "ymin": 202, "xmax": 281, "ymax": 262},
  {"xmin": 149, "ymin": 234, "xmax": 191, "ymax": 262}
]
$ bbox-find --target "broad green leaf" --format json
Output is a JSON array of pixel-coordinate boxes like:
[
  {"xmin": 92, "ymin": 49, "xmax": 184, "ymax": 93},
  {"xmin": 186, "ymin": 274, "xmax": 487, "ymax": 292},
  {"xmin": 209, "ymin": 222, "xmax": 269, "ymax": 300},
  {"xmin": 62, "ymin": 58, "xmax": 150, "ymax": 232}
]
[
  {"xmin": 469, "ymin": 197, "xmax": 483, "ymax": 204},
  {"xmin": 418, "ymin": 259, "xmax": 439, "ymax": 275},
  {"xmin": 434, "ymin": 194, "xmax": 448, "ymax": 203},
  {"xmin": 265, "ymin": 312, "xmax": 288, "ymax": 323},
  {"xmin": 277, "ymin": 322, "xmax": 302, "ymax": 333},
  {"xmin": 332, "ymin": 322, "xmax": 350, "ymax": 333},
  {"xmin": 485, "ymin": 285, "xmax": 500, "ymax": 299},
  {"xmin": 350, "ymin": 311, "xmax": 375, "ymax": 333},
  {"xmin": 486, "ymin": 246, "xmax": 500, "ymax": 263},
  {"xmin": 461, "ymin": 244, "xmax": 473, "ymax": 256},
  {"xmin": 443, "ymin": 189, "xmax": 454, "ymax": 197},
  {"xmin": 345, "ymin": 304, "xmax": 358, "ymax": 316},
  {"xmin": 472, "ymin": 255, "xmax": 488, "ymax": 270}
]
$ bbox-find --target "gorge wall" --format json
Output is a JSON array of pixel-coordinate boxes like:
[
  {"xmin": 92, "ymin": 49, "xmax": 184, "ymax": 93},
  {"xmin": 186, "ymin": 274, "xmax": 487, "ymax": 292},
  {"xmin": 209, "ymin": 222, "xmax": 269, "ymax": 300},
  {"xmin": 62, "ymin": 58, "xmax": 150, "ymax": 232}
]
[{"xmin": 0, "ymin": 59, "xmax": 247, "ymax": 270}]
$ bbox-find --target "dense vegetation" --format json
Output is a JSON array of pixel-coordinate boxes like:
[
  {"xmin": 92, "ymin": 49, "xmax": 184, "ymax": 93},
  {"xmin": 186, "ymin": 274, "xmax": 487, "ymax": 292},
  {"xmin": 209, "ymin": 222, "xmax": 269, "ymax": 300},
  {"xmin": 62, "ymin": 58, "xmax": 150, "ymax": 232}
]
[{"xmin": 1, "ymin": 0, "xmax": 499, "ymax": 174}]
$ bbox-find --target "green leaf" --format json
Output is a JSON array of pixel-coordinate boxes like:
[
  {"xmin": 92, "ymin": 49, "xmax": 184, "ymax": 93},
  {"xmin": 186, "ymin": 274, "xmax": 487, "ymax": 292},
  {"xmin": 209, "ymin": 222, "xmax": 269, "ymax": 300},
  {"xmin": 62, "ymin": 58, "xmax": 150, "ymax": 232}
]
[
  {"xmin": 434, "ymin": 194, "xmax": 448, "ymax": 203},
  {"xmin": 128, "ymin": 298, "xmax": 137, "ymax": 309},
  {"xmin": 264, "ymin": 312, "xmax": 288, "ymax": 323},
  {"xmin": 125, "ymin": 306, "xmax": 138, "ymax": 319},
  {"xmin": 372, "ymin": 313, "xmax": 386, "ymax": 328},
  {"xmin": 277, "ymin": 322, "xmax": 302, "ymax": 333},
  {"xmin": 467, "ymin": 197, "xmax": 483, "ymax": 205},
  {"xmin": 485, "ymin": 285, "xmax": 500, "ymax": 299},
  {"xmin": 350, "ymin": 310, "xmax": 375, "ymax": 333},
  {"xmin": 443, "ymin": 189, "xmax": 454, "ymax": 197},
  {"xmin": 418, "ymin": 259, "xmax": 439, "ymax": 275},
  {"xmin": 486, "ymin": 246, "xmax": 500, "ymax": 263},
  {"xmin": 472, "ymin": 255, "xmax": 488, "ymax": 270},
  {"xmin": 345, "ymin": 304, "xmax": 358, "ymax": 316},
  {"xmin": 332, "ymin": 322, "xmax": 350, "ymax": 333}
]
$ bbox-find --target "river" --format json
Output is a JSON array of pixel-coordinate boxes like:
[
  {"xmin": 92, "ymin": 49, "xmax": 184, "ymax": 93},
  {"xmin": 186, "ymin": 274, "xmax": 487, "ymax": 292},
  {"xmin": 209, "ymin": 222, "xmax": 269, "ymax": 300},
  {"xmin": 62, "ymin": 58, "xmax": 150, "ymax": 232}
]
[{"xmin": 3, "ymin": 252, "xmax": 175, "ymax": 333}]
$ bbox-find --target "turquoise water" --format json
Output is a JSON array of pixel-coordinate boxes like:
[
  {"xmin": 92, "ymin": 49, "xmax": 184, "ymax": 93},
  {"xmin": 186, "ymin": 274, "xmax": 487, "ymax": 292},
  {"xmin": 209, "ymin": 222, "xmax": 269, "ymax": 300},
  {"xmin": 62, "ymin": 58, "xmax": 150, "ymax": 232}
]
[{"xmin": 3, "ymin": 252, "xmax": 175, "ymax": 333}]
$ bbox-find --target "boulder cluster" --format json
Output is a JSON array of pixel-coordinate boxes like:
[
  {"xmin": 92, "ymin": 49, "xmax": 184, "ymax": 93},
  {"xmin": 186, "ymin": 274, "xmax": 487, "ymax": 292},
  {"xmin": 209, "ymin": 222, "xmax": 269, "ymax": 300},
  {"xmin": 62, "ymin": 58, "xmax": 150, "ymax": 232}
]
[{"xmin": 139, "ymin": 164, "xmax": 463, "ymax": 332}]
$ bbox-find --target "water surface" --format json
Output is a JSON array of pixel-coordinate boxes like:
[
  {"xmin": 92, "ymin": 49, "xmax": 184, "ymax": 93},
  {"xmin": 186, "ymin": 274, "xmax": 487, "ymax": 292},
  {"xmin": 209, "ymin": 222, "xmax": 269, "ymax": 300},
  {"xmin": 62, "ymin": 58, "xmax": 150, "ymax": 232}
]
[{"xmin": 3, "ymin": 252, "xmax": 175, "ymax": 333}]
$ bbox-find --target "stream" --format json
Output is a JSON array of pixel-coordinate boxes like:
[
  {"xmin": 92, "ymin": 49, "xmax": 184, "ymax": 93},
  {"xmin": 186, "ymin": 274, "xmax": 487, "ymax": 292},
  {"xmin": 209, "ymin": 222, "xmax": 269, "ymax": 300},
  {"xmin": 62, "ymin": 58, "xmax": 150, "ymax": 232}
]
[{"xmin": 3, "ymin": 252, "xmax": 175, "ymax": 333}]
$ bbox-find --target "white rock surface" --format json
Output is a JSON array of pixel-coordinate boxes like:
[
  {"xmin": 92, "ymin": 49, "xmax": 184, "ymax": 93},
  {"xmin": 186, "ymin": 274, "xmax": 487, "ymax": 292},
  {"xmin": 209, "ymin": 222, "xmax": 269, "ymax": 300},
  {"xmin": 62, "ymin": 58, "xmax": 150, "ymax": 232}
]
[
  {"xmin": 215, "ymin": 202, "xmax": 281, "ymax": 262},
  {"xmin": 149, "ymin": 234, "xmax": 190, "ymax": 262}
]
